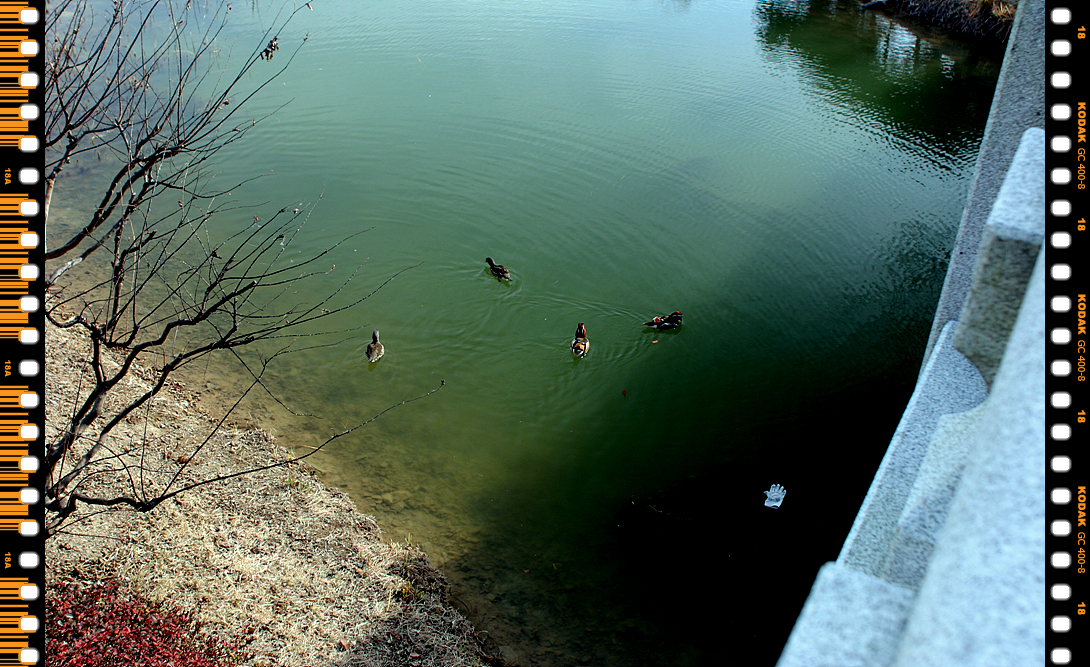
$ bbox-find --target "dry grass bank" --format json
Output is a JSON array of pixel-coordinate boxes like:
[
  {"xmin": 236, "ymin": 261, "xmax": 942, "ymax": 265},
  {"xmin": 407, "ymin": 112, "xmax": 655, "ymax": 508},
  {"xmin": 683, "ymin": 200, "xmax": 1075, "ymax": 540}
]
[
  {"xmin": 867, "ymin": 0, "xmax": 1017, "ymax": 43},
  {"xmin": 44, "ymin": 318, "xmax": 501, "ymax": 667}
]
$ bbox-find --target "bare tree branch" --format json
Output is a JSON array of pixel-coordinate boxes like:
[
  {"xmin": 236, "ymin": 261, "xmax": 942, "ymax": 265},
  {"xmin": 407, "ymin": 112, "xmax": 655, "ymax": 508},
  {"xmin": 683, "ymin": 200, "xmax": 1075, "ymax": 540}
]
[{"xmin": 43, "ymin": 1, "xmax": 439, "ymax": 539}]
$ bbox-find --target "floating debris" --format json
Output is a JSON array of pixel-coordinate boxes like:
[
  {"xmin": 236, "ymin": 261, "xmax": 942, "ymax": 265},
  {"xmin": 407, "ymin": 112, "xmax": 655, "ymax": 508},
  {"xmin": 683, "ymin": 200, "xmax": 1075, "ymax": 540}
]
[{"xmin": 764, "ymin": 483, "xmax": 786, "ymax": 508}]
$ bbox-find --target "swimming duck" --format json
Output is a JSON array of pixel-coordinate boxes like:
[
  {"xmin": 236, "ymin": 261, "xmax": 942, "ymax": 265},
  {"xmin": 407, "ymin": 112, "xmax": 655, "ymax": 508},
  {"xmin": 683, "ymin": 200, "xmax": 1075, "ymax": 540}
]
[
  {"xmin": 571, "ymin": 323, "xmax": 590, "ymax": 357},
  {"xmin": 485, "ymin": 257, "xmax": 511, "ymax": 281},
  {"xmin": 643, "ymin": 311, "xmax": 683, "ymax": 330},
  {"xmin": 366, "ymin": 329, "xmax": 384, "ymax": 362}
]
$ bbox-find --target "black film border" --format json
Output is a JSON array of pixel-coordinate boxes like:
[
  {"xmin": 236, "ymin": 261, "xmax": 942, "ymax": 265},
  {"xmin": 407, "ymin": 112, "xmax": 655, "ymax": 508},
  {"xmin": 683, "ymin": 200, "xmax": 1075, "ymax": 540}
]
[{"xmin": 1045, "ymin": 2, "xmax": 1087, "ymax": 665}]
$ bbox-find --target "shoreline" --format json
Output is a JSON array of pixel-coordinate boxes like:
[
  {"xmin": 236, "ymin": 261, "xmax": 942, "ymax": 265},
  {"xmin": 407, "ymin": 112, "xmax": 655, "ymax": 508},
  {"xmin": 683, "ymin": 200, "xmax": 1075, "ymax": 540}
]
[
  {"xmin": 864, "ymin": 0, "xmax": 1016, "ymax": 45},
  {"xmin": 44, "ymin": 318, "xmax": 501, "ymax": 667}
]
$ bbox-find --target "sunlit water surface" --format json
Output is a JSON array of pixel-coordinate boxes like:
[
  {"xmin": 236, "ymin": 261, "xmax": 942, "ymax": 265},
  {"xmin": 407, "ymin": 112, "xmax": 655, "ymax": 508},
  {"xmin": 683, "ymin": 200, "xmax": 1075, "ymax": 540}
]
[{"xmin": 49, "ymin": 0, "xmax": 1002, "ymax": 664}]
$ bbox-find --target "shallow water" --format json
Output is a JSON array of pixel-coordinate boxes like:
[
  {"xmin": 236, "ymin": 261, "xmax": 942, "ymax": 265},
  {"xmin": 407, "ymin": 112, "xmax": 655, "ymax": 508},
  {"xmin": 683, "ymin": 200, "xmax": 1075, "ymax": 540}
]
[{"xmin": 49, "ymin": 0, "xmax": 1002, "ymax": 663}]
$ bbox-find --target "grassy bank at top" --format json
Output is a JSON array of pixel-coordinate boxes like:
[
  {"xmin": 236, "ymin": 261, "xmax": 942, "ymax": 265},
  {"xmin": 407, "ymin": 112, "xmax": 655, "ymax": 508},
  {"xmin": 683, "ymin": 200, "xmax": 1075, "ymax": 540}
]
[{"xmin": 866, "ymin": 0, "xmax": 1017, "ymax": 44}]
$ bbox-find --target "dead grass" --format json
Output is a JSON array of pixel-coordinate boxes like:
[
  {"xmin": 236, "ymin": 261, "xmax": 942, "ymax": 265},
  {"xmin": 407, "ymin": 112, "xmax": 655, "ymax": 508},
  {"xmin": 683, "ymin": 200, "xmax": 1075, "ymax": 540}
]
[
  {"xmin": 870, "ymin": 0, "xmax": 1018, "ymax": 43},
  {"xmin": 45, "ymin": 318, "xmax": 501, "ymax": 667}
]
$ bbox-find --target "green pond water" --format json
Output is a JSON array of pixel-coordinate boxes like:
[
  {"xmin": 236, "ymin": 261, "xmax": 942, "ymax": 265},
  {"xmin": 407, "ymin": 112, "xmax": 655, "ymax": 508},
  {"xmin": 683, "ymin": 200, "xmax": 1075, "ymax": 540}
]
[{"xmin": 48, "ymin": 0, "xmax": 1003, "ymax": 664}]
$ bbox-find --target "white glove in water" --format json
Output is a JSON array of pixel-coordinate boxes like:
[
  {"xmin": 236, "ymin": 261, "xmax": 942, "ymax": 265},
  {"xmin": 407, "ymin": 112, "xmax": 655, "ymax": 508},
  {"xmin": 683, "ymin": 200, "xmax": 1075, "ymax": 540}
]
[{"xmin": 764, "ymin": 483, "xmax": 786, "ymax": 508}]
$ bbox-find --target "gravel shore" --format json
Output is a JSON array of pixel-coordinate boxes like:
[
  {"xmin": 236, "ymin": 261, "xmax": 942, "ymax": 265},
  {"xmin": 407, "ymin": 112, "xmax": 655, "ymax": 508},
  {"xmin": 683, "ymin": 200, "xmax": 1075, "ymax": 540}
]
[{"xmin": 45, "ymin": 319, "xmax": 499, "ymax": 667}]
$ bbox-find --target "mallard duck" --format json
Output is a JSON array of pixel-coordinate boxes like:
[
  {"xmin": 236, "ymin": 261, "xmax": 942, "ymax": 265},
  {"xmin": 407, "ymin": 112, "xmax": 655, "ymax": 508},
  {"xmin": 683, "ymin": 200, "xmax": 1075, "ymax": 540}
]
[
  {"xmin": 366, "ymin": 329, "xmax": 384, "ymax": 362},
  {"xmin": 571, "ymin": 323, "xmax": 589, "ymax": 357},
  {"xmin": 643, "ymin": 311, "xmax": 683, "ymax": 330},
  {"xmin": 485, "ymin": 257, "xmax": 511, "ymax": 281}
]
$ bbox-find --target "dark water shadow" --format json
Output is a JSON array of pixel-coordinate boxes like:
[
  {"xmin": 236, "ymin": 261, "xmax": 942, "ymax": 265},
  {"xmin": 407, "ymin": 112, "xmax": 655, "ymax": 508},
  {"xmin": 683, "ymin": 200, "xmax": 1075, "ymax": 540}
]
[{"xmin": 442, "ymin": 348, "xmax": 914, "ymax": 666}]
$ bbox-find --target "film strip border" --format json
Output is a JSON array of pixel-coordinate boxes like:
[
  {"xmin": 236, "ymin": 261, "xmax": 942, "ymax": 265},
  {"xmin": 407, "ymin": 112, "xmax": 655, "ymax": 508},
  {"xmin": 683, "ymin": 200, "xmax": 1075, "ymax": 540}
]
[
  {"xmin": 0, "ymin": 1, "xmax": 42, "ymax": 665},
  {"xmin": 1048, "ymin": 3, "xmax": 1089, "ymax": 665}
]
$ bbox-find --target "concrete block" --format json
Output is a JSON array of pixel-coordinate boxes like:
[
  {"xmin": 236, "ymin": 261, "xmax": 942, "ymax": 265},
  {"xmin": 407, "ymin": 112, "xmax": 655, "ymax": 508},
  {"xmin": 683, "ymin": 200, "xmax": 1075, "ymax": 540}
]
[
  {"xmin": 893, "ymin": 248, "xmax": 1045, "ymax": 667},
  {"xmin": 885, "ymin": 404, "xmax": 985, "ymax": 590},
  {"xmin": 953, "ymin": 128, "xmax": 1045, "ymax": 386},
  {"xmin": 777, "ymin": 562, "xmax": 915, "ymax": 667},
  {"xmin": 838, "ymin": 322, "xmax": 986, "ymax": 577}
]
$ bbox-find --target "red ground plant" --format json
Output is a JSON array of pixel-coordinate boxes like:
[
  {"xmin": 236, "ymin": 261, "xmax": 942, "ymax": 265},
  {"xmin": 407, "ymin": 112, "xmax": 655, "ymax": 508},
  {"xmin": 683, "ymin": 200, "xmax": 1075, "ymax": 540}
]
[{"xmin": 46, "ymin": 575, "xmax": 249, "ymax": 667}]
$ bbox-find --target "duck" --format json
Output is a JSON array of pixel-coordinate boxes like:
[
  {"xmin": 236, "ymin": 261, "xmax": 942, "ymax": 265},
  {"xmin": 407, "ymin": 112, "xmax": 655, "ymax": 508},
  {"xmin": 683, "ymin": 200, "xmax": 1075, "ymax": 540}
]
[
  {"xmin": 571, "ymin": 323, "xmax": 590, "ymax": 357},
  {"xmin": 643, "ymin": 311, "xmax": 683, "ymax": 330},
  {"xmin": 485, "ymin": 257, "xmax": 511, "ymax": 281},
  {"xmin": 366, "ymin": 329, "xmax": 384, "ymax": 362}
]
